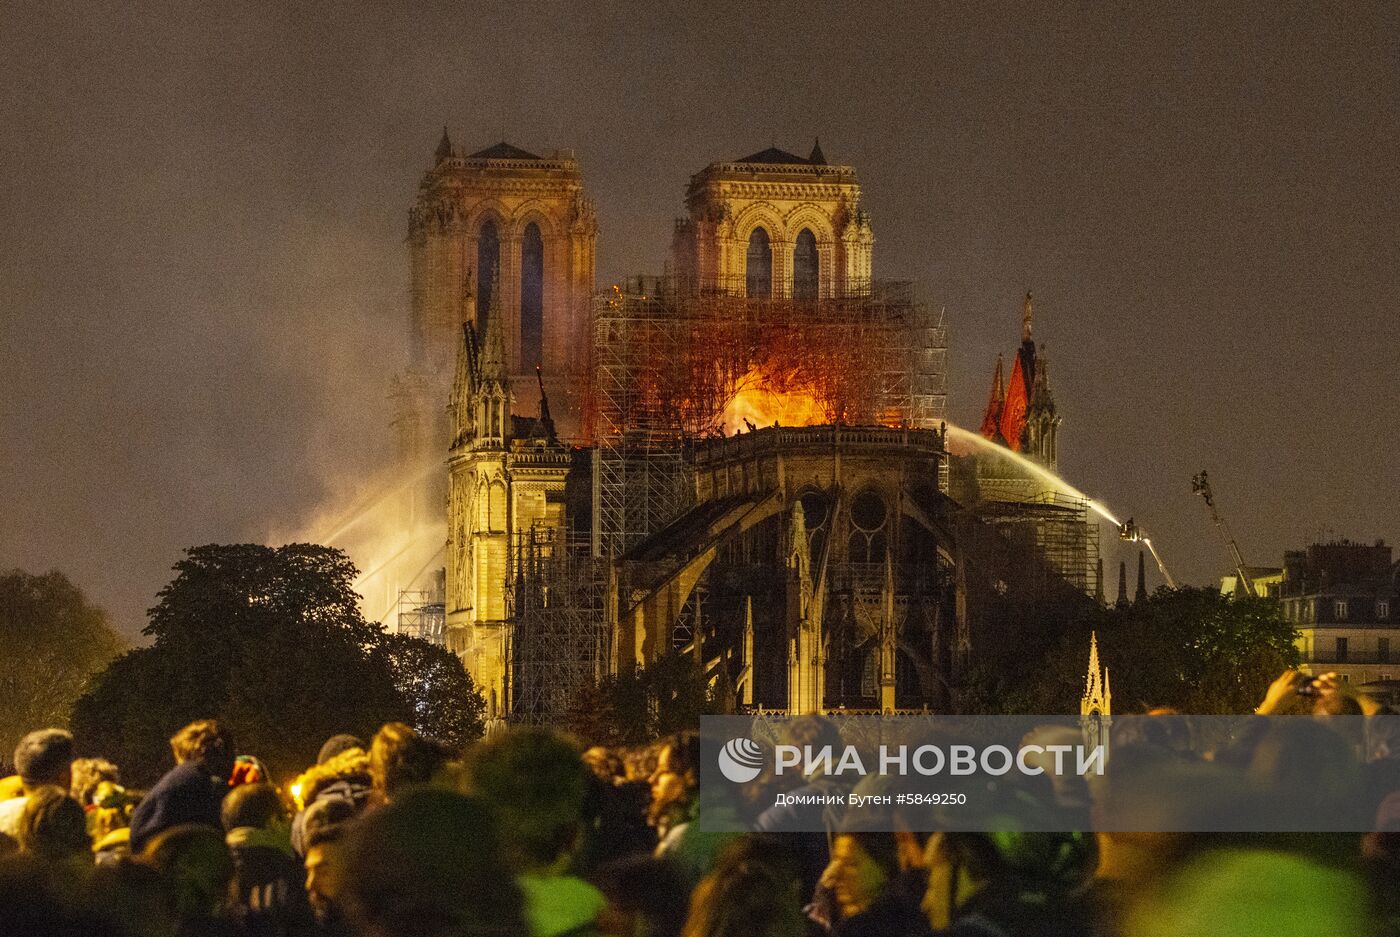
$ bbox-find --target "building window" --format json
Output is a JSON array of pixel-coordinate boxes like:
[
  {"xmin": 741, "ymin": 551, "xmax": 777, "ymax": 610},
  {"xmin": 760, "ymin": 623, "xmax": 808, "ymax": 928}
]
[
  {"xmin": 477, "ymin": 220, "xmax": 500, "ymax": 333},
  {"xmin": 860, "ymin": 645, "xmax": 878, "ymax": 699},
  {"xmin": 746, "ymin": 228, "xmax": 772, "ymax": 298},
  {"xmin": 1380, "ymin": 600, "xmax": 1390, "ymax": 620},
  {"xmin": 1336, "ymin": 636, "xmax": 1349, "ymax": 663},
  {"xmin": 520, "ymin": 222, "xmax": 544, "ymax": 369},
  {"xmin": 1336, "ymin": 599, "xmax": 1349, "ymax": 621},
  {"xmin": 793, "ymin": 228, "xmax": 819, "ymax": 301},
  {"xmin": 1381, "ymin": 637, "xmax": 1391, "ymax": 664},
  {"xmin": 847, "ymin": 488, "xmax": 889, "ymax": 564}
]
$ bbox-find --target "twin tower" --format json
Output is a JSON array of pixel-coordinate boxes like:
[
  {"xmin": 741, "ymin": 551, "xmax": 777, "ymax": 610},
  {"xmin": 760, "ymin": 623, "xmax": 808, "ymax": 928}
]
[{"xmin": 391, "ymin": 133, "xmax": 877, "ymax": 464}]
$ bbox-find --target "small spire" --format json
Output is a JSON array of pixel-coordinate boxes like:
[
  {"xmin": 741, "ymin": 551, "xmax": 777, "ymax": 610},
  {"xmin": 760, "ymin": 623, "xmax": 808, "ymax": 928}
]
[
  {"xmin": 1116, "ymin": 560, "xmax": 1129, "ymax": 606},
  {"xmin": 536, "ymin": 365, "xmax": 556, "ymax": 442},
  {"xmin": 1135, "ymin": 550, "xmax": 1148, "ymax": 603},
  {"xmin": 479, "ymin": 267, "xmax": 507, "ymax": 381},
  {"xmin": 979, "ymin": 354, "xmax": 1006, "ymax": 439},
  {"xmin": 1082, "ymin": 632, "xmax": 1110, "ymax": 717},
  {"xmin": 1022, "ymin": 291, "xmax": 1033, "ymax": 343},
  {"xmin": 809, "ymin": 137, "xmax": 827, "ymax": 165},
  {"xmin": 435, "ymin": 125, "xmax": 453, "ymax": 162}
]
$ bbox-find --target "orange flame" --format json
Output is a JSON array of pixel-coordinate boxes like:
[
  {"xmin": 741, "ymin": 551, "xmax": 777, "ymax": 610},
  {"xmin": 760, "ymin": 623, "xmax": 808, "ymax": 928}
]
[{"xmin": 719, "ymin": 368, "xmax": 826, "ymax": 435}]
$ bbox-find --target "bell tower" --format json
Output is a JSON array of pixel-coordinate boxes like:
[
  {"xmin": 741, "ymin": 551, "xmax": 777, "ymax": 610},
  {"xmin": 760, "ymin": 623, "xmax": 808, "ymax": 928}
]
[
  {"xmin": 671, "ymin": 141, "xmax": 872, "ymax": 298},
  {"xmin": 402, "ymin": 131, "xmax": 597, "ymax": 455}
]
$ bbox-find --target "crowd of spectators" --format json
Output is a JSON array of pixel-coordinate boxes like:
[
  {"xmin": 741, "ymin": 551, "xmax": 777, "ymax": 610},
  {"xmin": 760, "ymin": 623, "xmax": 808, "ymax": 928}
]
[{"xmin": 0, "ymin": 668, "xmax": 1395, "ymax": 936}]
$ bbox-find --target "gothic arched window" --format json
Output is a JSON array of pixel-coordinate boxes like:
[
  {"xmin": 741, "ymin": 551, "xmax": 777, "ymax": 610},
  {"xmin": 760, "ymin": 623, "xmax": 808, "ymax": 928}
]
[
  {"xmin": 520, "ymin": 222, "xmax": 544, "ymax": 369},
  {"xmin": 793, "ymin": 228, "xmax": 819, "ymax": 301},
  {"xmin": 476, "ymin": 220, "xmax": 500, "ymax": 332},
  {"xmin": 848, "ymin": 488, "xmax": 889, "ymax": 564},
  {"xmin": 746, "ymin": 228, "xmax": 772, "ymax": 299}
]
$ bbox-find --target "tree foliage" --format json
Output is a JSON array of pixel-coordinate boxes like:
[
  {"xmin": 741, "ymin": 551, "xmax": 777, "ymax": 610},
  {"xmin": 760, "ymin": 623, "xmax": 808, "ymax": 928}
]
[
  {"xmin": 1011, "ymin": 586, "xmax": 1300, "ymax": 715},
  {"xmin": 72, "ymin": 544, "xmax": 483, "ymax": 784},
  {"xmin": 565, "ymin": 651, "xmax": 721, "ymax": 746},
  {"xmin": 0, "ymin": 569, "xmax": 125, "ymax": 767},
  {"xmin": 381, "ymin": 632, "xmax": 485, "ymax": 750}
]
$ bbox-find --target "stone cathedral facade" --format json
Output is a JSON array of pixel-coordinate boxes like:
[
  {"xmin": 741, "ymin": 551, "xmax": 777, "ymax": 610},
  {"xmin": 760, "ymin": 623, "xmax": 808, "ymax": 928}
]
[
  {"xmin": 429, "ymin": 137, "xmax": 890, "ymax": 712},
  {"xmin": 393, "ymin": 131, "xmax": 597, "ymax": 474}
]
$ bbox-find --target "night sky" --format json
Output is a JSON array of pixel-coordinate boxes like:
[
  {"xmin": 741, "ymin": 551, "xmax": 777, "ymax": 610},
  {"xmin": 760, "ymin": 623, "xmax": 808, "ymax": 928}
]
[{"xmin": 3, "ymin": 3, "xmax": 1396, "ymax": 638}]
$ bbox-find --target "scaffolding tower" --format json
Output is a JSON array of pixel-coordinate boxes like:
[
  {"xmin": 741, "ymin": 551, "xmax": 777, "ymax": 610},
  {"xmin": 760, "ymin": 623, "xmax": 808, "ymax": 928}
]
[
  {"xmin": 508, "ymin": 526, "xmax": 609, "ymax": 724},
  {"xmin": 973, "ymin": 493, "xmax": 1101, "ymax": 599},
  {"xmin": 393, "ymin": 589, "xmax": 446, "ymax": 644}
]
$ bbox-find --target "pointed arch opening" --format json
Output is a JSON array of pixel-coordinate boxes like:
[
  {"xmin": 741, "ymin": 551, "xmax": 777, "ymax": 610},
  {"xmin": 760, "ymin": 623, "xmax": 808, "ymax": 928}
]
[
  {"xmin": 520, "ymin": 222, "xmax": 544, "ymax": 369},
  {"xmin": 745, "ymin": 227, "xmax": 772, "ymax": 299},
  {"xmin": 793, "ymin": 228, "xmax": 819, "ymax": 301},
  {"xmin": 476, "ymin": 220, "xmax": 500, "ymax": 333}
]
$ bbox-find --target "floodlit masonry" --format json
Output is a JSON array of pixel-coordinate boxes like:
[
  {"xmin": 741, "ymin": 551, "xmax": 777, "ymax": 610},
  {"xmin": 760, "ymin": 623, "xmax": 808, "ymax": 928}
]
[{"xmin": 375, "ymin": 134, "xmax": 1106, "ymax": 724}]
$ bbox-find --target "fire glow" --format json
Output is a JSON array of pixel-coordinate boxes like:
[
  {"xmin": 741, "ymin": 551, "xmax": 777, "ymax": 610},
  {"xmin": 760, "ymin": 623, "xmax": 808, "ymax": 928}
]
[{"xmin": 719, "ymin": 368, "xmax": 826, "ymax": 435}]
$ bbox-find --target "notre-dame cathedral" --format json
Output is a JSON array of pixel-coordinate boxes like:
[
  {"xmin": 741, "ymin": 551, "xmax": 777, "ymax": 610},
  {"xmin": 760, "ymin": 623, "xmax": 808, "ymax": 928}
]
[{"xmin": 390, "ymin": 132, "xmax": 1092, "ymax": 722}]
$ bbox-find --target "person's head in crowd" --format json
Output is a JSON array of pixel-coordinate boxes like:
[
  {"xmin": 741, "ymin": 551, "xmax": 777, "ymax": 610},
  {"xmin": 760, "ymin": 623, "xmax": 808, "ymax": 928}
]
[
  {"xmin": 68, "ymin": 757, "xmax": 119, "ymax": 807},
  {"xmin": 626, "ymin": 746, "xmax": 660, "ymax": 783},
  {"xmin": 290, "ymin": 737, "xmax": 372, "ymax": 842},
  {"xmin": 731, "ymin": 739, "xmax": 780, "ymax": 821},
  {"xmin": 13, "ymin": 729, "xmax": 75, "ymax": 794},
  {"xmin": 583, "ymin": 746, "xmax": 625, "ymax": 785},
  {"xmin": 318, "ymin": 734, "xmax": 366, "ymax": 765},
  {"xmin": 340, "ymin": 788, "xmax": 527, "ymax": 937},
  {"xmin": 819, "ymin": 830, "xmax": 902, "ymax": 921},
  {"xmin": 782, "ymin": 717, "xmax": 843, "ymax": 773},
  {"xmin": 922, "ymin": 830, "xmax": 1097, "ymax": 930},
  {"xmin": 890, "ymin": 801, "xmax": 934, "ymax": 873},
  {"xmin": 593, "ymin": 855, "xmax": 689, "ymax": 937},
  {"xmin": 304, "ymin": 821, "xmax": 349, "ymax": 925},
  {"xmin": 1245, "ymin": 716, "xmax": 1361, "ymax": 814},
  {"xmin": 921, "ymin": 832, "xmax": 1009, "ymax": 930},
  {"xmin": 993, "ymin": 830, "xmax": 1098, "ymax": 898},
  {"xmin": 467, "ymin": 726, "xmax": 589, "ymax": 874},
  {"xmin": 368, "ymin": 722, "xmax": 452, "ymax": 802},
  {"xmin": 81, "ymin": 858, "xmax": 178, "ymax": 937},
  {"xmin": 17, "ymin": 785, "xmax": 90, "ymax": 864},
  {"xmin": 1316, "ymin": 692, "xmax": 1366, "ymax": 716},
  {"xmin": 1127, "ymin": 848, "xmax": 1380, "ymax": 937},
  {"xmin": 0, "ymin": 856, "xmax": 83, "ymax": 937},
  {"xmin": 714, "ymin": 834, "xmax": 819, "ymax": 903},
  {"xmin": 682, "ymin": 852, "xmax": 805, "ymax": 937},
  {"xmin": 170, "ymin": 719, "xmax": 237, "ymax": 781},
  {"xmin": 141, "ymin": 823, "xmax": 234, "ymax": 927},
  {"xmin": 221, "ymin": 782, "xmax": 286, "ymax": 833},
  {"xmin": 649, "ymin": 732, "xmax": 700, "ymax": 824},
  {"xmin": 89, "ymin": 782, "xmax": 139, "ymax": 849}
]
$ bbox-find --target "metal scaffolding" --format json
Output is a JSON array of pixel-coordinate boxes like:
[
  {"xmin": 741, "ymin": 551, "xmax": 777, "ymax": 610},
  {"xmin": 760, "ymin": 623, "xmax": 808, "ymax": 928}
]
[
  {"xmin": 393, "ymin": 588, "xmax": 446, "ymax": 644},
  {"xmin": 587, "ymin": 277, "xmax": 948, "ymax": 558},
  {"xmin": 973, "ymin": 493, "xmax": 1101, "ymax": 599},
  {"xmin": 508, "ymin": 526, "xmax": 609, "ymax": 724}
]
